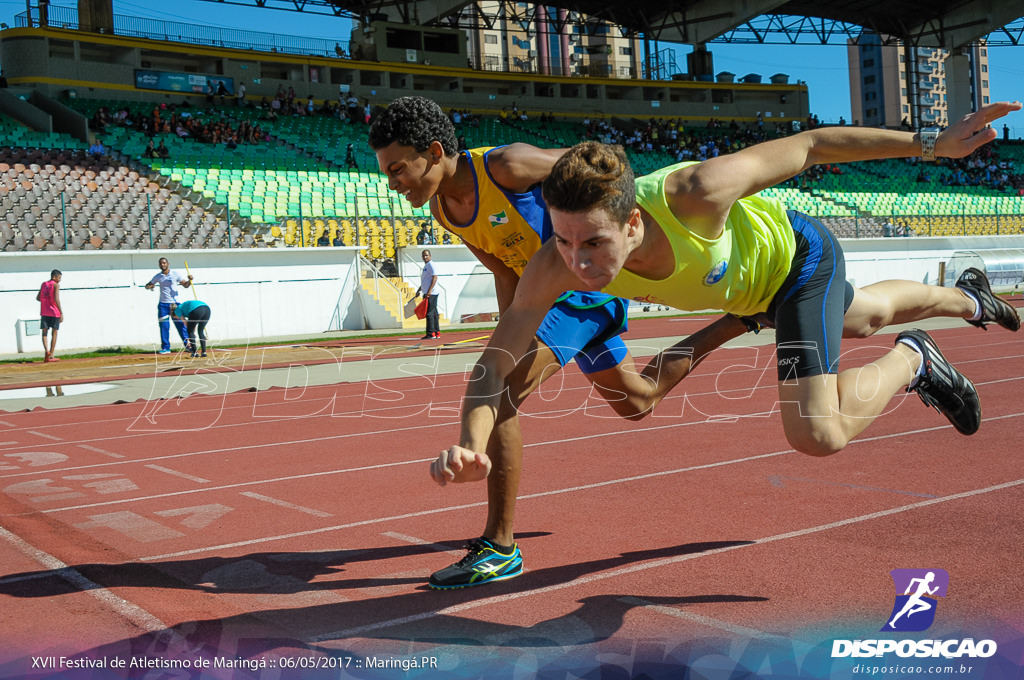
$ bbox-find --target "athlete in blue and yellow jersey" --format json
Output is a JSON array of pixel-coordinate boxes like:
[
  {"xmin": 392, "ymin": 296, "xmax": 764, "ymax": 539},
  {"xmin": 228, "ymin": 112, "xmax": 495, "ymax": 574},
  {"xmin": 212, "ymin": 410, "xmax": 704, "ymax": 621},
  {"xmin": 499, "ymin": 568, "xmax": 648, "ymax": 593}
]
[
  {"xmin": 370, "ymin": 96, "xmax": 750, "ymax": 590},
  {"xmin": 447, "ymin": 104, "xmax": 1020, "ymax": 504},
  {"xmin": 433, "ymin": 146, "xmax": 546, "ymax": 277},
  {"xmin": 432, "ymin": 145, "xmax": 644, "ymax": 377}
]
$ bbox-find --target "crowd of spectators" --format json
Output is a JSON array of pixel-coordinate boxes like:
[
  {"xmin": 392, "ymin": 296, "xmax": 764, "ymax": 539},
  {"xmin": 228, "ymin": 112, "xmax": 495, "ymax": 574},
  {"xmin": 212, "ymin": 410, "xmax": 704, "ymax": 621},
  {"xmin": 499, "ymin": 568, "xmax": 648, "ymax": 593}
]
[
  {"xmin": 264, "ymin": 84, "xmax": 330, "ymax": 118},
  {"xmin": 571, "ymin": 113, "xmax": 1023, "ymax": 197},
  {"xmin": 87, "ymin": 95, "xmax": 1023, "ymax": 196},
  {"xmin": 450, "ymin": 109, "xmax": 481, "ymax": 127},
  {"xmin": 89, "ymin": 101, "xmax": 269, "ymax": 155},
  {"xmin": 580, "ymin": 116, "xmax": 785, "ymax": 162},
  {"xmin": 932, "ymin": 144, "xmax": 1024, "ymax": 194},
  {"xmin": 258, "ymin": 88, "xmax": 377, "ymax": 124}
]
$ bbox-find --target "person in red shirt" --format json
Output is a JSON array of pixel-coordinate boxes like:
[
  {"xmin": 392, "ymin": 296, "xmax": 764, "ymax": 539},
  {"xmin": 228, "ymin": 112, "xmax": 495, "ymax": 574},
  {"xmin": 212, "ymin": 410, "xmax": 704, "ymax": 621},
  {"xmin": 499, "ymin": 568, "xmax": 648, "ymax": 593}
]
[{"xmin": 36, "ymin": 269, "xmax": 63, "ymax": 362}]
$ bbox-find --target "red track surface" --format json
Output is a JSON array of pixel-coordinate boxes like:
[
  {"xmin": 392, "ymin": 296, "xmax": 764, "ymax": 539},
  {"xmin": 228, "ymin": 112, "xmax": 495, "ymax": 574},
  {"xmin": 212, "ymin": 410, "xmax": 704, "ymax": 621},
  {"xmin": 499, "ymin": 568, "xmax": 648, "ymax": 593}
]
[{"xmin": 0, "ymin": 319, "xmax": 1021, "ymax": 679}]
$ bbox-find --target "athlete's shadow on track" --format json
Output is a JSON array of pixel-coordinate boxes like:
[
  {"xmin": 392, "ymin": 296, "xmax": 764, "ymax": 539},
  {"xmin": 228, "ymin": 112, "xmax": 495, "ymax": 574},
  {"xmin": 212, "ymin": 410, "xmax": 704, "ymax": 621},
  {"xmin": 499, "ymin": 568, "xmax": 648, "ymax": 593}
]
[
  {"xmin": 364, "ymin": 592, "xmax": 770, "ymax": 649},
  {"xmin": 304, "ymin": 540, "xmax": 765, "ymax": 648},
  {"xmin": 0, "ymin": 532, "xmax": 552, "ymax": 597},
  {"xmin": 3, "ymin": 539, "xmax": 765, "ymax": 665}
]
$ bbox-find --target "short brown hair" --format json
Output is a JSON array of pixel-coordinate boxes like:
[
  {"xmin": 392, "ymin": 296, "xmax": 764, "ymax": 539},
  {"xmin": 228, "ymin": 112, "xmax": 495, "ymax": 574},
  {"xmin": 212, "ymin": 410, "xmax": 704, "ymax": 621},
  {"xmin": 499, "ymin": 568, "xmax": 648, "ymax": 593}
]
[{"xmin": 542, "ymin": 142, "xmax": 635, "ymax": 224}]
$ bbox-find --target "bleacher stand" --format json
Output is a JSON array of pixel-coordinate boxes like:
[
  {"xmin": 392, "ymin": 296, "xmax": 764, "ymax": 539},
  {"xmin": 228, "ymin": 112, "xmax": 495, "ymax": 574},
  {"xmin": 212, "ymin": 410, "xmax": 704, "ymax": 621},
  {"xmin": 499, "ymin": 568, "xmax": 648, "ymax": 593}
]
[{"xmin": 3, "ymin": 99, "xmax": 1023, "ymax": 254}]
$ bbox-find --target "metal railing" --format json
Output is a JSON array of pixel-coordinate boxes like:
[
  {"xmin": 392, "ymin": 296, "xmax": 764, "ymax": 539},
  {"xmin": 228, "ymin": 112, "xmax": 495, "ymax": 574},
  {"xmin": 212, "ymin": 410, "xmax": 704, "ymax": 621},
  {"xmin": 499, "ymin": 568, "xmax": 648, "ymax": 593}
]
[
  {"xmin": 808, "ymin": 206, "xmax": 1024, "ymax": 239},
  {"xmin": 16, "ymin": 7, "xmax": 350, "ymax": 59},
  {"xmin": 1, "ymin": 184, "xmax": 240, "ymax": 251},
  {"xmin": 358, "ymin": 254, "xmax": 410, "ymax": 323}
]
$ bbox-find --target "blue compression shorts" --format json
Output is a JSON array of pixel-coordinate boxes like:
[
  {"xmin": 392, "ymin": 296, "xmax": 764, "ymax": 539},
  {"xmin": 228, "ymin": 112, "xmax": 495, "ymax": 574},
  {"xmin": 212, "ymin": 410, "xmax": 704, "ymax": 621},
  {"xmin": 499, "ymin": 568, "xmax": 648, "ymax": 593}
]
[
  {"xmin": 766, "ymin": 210, "xmax": 855, "ymax": 379},
  {"xmin": 535, "ymin": 291, "xmax": 629, "ymax": 375}
]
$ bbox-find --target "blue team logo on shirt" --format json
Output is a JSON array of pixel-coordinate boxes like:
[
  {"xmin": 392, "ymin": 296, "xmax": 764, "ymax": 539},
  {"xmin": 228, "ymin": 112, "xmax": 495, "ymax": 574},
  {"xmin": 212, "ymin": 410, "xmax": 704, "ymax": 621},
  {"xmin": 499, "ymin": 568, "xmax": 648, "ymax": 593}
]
[
  {"xmin": 882, "ymin": 569, "xmax": 949, "ymax": 632},
  {"xmin": 704, "ymin": 260, "xmax": 728, "ymax": 285}
]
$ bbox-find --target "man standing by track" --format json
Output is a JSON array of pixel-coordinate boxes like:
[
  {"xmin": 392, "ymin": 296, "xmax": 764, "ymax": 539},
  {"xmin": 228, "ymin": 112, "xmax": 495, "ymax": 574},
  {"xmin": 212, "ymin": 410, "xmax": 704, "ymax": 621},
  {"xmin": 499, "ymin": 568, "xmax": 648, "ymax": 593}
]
[
  {"xmin": 145, "ymin": 257, "xmax": 193, "ymax": 355},
  {"xmin": 417, "ymin": 249, "xmax": 441, "ymax": 340}
]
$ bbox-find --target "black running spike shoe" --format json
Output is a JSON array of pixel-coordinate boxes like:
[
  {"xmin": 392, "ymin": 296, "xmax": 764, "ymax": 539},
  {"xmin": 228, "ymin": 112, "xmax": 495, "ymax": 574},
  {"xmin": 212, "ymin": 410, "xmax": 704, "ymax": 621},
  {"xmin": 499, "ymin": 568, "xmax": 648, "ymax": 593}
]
[
  {"xmin": 955, "ymin": 267, "xmax": 1020, "ymax": 332},
  {"xmin": 897, "ymin": 329, "xmax": 981, "ymax": 435},
  {"xmin": 428, "ymin": 538, "xmax": 524, "ymax": 590}
]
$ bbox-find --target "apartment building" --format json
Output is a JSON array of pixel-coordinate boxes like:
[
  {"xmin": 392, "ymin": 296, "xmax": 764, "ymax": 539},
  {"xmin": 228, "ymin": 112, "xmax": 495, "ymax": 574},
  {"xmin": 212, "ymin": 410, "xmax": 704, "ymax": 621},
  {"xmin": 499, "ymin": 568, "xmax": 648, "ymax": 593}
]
[{"xmin": 848, "ymin": 33, "xmax": 990, "ymax": 128}]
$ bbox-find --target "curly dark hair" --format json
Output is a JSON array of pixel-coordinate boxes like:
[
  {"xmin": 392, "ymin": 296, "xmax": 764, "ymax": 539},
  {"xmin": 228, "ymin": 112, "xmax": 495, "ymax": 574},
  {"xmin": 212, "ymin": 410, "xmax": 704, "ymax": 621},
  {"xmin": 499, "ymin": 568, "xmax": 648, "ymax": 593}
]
[{"xmin": 368, "ymin": 96, "xmax": 458, "ymax": 156}]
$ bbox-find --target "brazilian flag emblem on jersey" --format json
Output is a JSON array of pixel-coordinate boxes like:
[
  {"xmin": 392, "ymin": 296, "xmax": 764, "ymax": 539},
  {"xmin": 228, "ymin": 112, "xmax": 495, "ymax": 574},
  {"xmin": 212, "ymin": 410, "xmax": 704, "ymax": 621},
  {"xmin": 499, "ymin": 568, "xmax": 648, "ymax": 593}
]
[{"xmin": 489, "ymin": 211, "xmax": 509, "ymax": 228}]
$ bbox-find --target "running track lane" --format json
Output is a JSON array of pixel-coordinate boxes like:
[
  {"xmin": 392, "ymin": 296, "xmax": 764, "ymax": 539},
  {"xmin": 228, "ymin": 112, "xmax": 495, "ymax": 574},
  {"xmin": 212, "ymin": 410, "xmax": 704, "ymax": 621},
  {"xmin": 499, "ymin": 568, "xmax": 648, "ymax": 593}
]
[{"xmin": 0, "ymin": 325, "xmax": 1021, "ymax": 678}]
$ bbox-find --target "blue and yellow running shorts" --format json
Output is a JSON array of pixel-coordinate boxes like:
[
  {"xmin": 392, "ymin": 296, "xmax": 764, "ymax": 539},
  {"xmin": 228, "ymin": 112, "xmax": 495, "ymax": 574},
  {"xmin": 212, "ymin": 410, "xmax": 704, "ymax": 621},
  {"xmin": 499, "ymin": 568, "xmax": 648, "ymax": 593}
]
[{"xmin": 536, "ymin": 291, "xmax": 629, "ymax": 374}]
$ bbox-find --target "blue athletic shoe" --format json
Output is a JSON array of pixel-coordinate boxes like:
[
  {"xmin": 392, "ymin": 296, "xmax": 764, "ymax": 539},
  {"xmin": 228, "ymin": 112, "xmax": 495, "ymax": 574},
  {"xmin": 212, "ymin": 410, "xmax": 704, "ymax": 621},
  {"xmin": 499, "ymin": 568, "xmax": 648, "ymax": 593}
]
[{"xmin": 429, "ymin": 538, "xmax": 523, "ymax": 590}]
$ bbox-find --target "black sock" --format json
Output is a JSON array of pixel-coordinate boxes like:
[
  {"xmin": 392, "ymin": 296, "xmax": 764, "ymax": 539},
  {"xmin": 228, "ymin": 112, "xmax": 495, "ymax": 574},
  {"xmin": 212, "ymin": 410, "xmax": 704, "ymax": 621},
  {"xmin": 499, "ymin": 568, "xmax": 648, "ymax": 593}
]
[{"xmin": 483, "ymin": 537, "xmax": 515, "ymax": 554}]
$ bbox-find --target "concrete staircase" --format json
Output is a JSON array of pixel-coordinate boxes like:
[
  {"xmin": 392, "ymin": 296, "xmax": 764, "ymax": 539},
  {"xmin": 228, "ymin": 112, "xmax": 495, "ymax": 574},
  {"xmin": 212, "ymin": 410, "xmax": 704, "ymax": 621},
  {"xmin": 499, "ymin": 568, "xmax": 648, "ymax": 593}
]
[{"xmin": 359, "ymin": 274, "xmax": 447, "ymax": 329}]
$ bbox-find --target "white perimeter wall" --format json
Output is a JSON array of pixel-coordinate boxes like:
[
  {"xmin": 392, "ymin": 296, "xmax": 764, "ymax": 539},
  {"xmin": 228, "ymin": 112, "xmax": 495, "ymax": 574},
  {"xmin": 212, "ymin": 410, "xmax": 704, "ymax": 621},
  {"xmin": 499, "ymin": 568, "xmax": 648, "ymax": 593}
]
[
  {"xmin": 840, "ymin": 234, "xmax": 1024, "ymax": 287},
  {"xmin": 2, "ymin": 236, "xmax": 1022, "ymax": 354},
  {"xmin": 0, "ymin": 247, "xmax": 365, "ymax": 354}
]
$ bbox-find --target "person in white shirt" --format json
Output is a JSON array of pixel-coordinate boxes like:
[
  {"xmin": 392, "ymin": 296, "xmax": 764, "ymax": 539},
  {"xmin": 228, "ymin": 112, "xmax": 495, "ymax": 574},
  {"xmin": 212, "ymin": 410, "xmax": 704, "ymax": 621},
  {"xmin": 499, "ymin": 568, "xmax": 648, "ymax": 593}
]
[
  {"xmin": 416, "ymin": 249, "xmax": 440, "ymax": 339},
  {"xmin": 144, "ymin": 257, "xmax": 193, "ymax": 354}
]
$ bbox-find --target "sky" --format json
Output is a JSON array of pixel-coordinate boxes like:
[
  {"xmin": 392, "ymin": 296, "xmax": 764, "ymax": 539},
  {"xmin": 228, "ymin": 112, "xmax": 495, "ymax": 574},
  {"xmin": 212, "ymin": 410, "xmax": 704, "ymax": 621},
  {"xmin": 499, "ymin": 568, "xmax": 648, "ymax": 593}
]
[{"xmin": 2, "ymin": 0, "xmax": 1022, "ymax": 135}]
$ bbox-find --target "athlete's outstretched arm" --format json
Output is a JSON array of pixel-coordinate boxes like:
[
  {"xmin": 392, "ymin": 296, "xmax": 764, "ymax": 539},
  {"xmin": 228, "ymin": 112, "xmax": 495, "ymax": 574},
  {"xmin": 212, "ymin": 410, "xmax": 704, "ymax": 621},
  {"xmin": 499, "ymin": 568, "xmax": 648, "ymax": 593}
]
[
  {"xmin": 667, "ymin": 101, "xmax": 1022, "ymax": 239},
  {"xmin": 430, "ymin": 313, "xmax": 754, "ymax": 484},
  {"xmin": 590, "ymin": 313, "xmax": 750, "ymax": 420},
  {"xmin": 429, "ymin": 302, "xmax": 550, "ymax": 486},
  {"xmin": 431, "ymin": 243, "xmax": 582, "ymax": 485}
]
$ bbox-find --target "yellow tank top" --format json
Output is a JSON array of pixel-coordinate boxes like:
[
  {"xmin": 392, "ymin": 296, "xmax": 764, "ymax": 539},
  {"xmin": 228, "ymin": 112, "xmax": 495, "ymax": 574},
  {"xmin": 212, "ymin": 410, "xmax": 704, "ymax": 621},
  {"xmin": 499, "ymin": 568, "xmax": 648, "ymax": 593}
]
[
  {"xmin": 434, "ymin": 147, "xmax": 550, "ymax": 276},
  {"xmin": 602, "ymin": 162, "xmax": 796, "ymax": 316}
]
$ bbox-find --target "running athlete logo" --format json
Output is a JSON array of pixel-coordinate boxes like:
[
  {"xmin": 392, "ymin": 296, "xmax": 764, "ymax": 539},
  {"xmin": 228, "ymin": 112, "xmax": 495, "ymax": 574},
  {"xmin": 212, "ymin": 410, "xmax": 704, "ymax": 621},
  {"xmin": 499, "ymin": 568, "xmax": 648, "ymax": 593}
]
[
  {"xmin": 881, "ymin": 569, "xmax": 949, "ymax": 632},
  {"xmin": 489, "ymin": 211, "xmax": 509, "ymax": 228},
  {"xmin": 704, "ymin": 259, "xmax": 729, "ymax": 285}
]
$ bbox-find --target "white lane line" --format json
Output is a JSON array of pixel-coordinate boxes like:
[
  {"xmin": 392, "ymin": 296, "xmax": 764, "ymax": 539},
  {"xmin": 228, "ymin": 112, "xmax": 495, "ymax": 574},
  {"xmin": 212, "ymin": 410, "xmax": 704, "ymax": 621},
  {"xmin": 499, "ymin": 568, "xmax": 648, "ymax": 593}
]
[
  {"xmin": 39, "ymin": 413, "xmax": 763, "ymax": 515},
  {"xmin": 621, "ymin": 596, "xmax": 786, "ymax": 641},
  {"xmin": 240, "ymin": 491, "xmax": 333, "ymax": 517},
  {"xmin": 382, "ymin": 531, "xmax": 460, "ymax": 553},
  {"xmin": 144, "ymin": 464, "xmax": 210, "ymax": 484},
  {"xmin": 30, "ymin": 410, "xmax": 1024, "ymax": 522},
  {"xmin": 2, "ymin": 422, "xmax": 450, "ymax": 480},
  {"xmin": 27, "ymin": 430, "xmax": 63, "ymax": 441},
  {"xmin": 0, "ymin": 525, "xmax": 186, "ymax": 647},
  {"xmin": 1, "ymin": 367, "xmax": 1019, "ymax": 460},
  {"xmin": 141, "ymin": 496, "xmax": 486, "ymax": 562},
  {"xmin": 310, "ymin": 478, "xmax": 1024, "ymax": 641},
  {"xmin": 0, "ymin": 338, "xmax": 1018, "ymax": 435},
  {"xmin": 0, "ymin": 371, "xmax": 477, "ymax": 432},
  {"xmin": 78, "ymin": 444, "xmax": 125, "ymax": 459},
  {"xmin": 42, "ymin": 458, "xmax": 432, "ymax": 515},
  {"xmin": 131, "ymin": 412, "xmax": 1024, "ymax": 561}
]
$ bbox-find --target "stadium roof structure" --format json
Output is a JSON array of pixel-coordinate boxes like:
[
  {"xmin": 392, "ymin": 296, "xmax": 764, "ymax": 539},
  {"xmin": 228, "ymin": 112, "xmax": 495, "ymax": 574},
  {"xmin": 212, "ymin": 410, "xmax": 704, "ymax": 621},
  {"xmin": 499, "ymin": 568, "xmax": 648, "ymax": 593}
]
[{"xmin": 203, "ymin": 0, "xmax": 1023, "ymax": 48}]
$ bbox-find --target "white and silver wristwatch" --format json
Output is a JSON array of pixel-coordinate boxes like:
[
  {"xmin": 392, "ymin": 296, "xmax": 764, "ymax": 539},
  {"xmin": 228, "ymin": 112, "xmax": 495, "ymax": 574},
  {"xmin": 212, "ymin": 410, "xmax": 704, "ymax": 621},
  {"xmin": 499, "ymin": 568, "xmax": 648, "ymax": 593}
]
[{"xmin": 919, "ymin": 128, "xmax": 939, "ymax": 162}]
